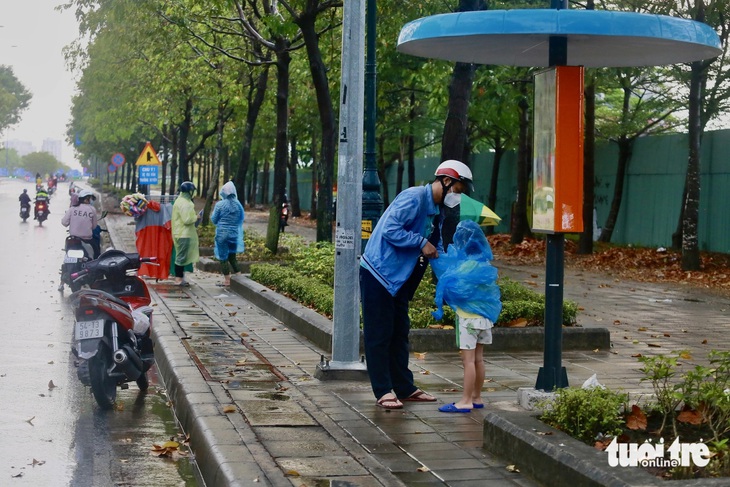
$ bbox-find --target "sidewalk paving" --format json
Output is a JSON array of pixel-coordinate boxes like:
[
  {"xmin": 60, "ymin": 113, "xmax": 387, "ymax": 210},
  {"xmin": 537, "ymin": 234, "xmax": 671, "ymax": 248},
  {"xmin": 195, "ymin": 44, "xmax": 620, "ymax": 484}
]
[{"xmin": 103, "ymin": 209, "xmax": 730, "ymax": 487}]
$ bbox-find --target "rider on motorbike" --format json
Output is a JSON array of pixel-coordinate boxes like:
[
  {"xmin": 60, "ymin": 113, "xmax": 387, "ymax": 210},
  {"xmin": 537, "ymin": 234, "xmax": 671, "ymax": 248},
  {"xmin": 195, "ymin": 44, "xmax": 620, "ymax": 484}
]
[
  {"xmin": 34, "ymin": 187, "xmax": 50, "ymax": 220},
  {"xmin": 19, "ymin": 189, "xmax": 31, "ymax": 210},
  {"xmin": 61, "ymin": 189, "xmax": 99, "ymax": 259}
]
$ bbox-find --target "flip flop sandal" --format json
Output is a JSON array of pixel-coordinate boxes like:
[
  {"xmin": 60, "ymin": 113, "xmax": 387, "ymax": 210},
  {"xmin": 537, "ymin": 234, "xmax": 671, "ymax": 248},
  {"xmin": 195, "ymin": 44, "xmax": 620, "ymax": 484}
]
[
  {"xmin": 402, "ymin": 389, "xmax": 437, "ymax": 402},
  {"xmin": 376, "ymin": 395, "xmax": 403, "ymax": 410},
  {"xmin": 438, "ymin": 403, "xmax": 472, "ymax": 413}
]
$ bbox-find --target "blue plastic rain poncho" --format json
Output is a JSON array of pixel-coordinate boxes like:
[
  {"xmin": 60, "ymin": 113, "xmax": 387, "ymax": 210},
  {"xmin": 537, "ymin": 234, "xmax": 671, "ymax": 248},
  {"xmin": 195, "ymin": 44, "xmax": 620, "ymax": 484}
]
[
  {"xmin": 211, "ymin": 181, "xmax": 245, "ymax": 261},
  {"xmin": 429, "ymin": 220, "xmax": 502, "ymax": 322}
]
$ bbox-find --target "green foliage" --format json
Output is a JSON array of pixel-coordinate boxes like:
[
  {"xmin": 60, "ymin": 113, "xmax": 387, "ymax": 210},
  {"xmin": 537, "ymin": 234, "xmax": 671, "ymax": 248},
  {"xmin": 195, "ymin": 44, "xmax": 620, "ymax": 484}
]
[
  {"xmin": 250, "ymin": 264, "xmax": 334, "ymax": 317},
  {"xmin": 639, "ymin": 350, "xmax": 730, "ymax": 443},
  {"xmin": 638, "ymin": 352, "xmax": 683, "ymax": 437},
  {"xmin": 539, "ymin": 387, "xmax": 628, "ymax": 444},
  {"xmin": 21, "ymin": 152, "xmax": 64, "ymax": 177},
  {"xmin": 0, "ymin": 65, "xmax": 32, "ymax": 133},
  {"xmin": 294, "ymin": 242, "xmax": 335, "ymax": 286}
]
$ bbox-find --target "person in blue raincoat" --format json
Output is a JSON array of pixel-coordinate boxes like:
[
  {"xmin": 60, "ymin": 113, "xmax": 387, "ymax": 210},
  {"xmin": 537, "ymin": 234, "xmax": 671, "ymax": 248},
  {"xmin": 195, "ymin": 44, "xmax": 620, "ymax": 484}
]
[
  {"xmin": 430, "ymin": 220, "xmax": 502, "ymax": 413},
  {"xmin": 211, "ymin": 181, "xmax": 245, "ymax": 287}
]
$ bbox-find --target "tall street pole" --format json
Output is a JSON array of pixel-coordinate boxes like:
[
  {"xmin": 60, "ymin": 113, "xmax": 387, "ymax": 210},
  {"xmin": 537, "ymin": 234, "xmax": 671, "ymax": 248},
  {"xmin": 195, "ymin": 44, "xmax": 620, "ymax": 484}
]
[
  {"xmin": 316, "ymin": 0, "xmax": 367, "ymax": 380},
  {"xmin": 361, "ymin": 0, "xmax": 383, "ymax": 248}
]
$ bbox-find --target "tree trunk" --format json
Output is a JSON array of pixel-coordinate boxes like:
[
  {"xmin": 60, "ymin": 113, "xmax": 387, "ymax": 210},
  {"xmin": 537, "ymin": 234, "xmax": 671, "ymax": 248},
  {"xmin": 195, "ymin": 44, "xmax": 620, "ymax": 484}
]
[
  {"xmin": 681, "ymin": 61, "xmax": 705, "ymax": 271},
  {"xmin": 161, "ymin": 125, "xmax": 169, "ymax": 196},
  {"xmin": 178, "ymin": 98, "xmax": 192, "ymax": 183},
  {"xmin": 510, "ymin": 91, "xmax": 531, "ymax": 244},
  {"xmin": 579, "ymin": 75, "xmax": 596, "ymax": 254},
  {"xmin": 296, "ymin": 13, "xmax": 335, "ymax": 243},
  {"xmin": 309, "ymin": 130, "xmax": 317, "ymax": 219},
  {"xmin": 441, "ymin": 61, "xmax": 476, "ymax": 163},
  {"xmin": 486, "ymin": 143, "xmax": 502, "ymax": 236},
  {"xmin": 202, "ymin": 105, "xmax": 225, "ymax": 226},
  {"xmin": 265, "ymin": 44, "xmax": 291, "ymax": 254},
  {"xmin": 289, "ymin": 137, "xmax": 301, "ymax": 217},
  {"xmin": 440, "ymin": 0, "xmax": 483, "ymax": 163},
  {"xmin": 248, "ymin": 159, "xmax": 258, "ymax": 207},
  {"xmin": 378, "ymin": 135, "xmax": 390, "ymax": 206},
  {"xmin": 170, "ymin": 128, "xmax": 178, "ymax": 195},
  {"xmin": 598, "ymin": 137, "xmax": 632, "ymax": 243},
  {"xmin": 408, "ymin": 91, "xmax": 416, "ymax": 187},
  {"xmin": 234, "ymin": 63, "xmax": 269, "ymax": 207}
]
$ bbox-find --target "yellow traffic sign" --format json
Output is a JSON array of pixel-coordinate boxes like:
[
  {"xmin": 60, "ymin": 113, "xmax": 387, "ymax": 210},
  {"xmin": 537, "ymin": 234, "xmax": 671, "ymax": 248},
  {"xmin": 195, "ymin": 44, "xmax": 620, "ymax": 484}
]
[{"xmin": 135, "ymin": 142, "xmax": 162, "ymax": 166}]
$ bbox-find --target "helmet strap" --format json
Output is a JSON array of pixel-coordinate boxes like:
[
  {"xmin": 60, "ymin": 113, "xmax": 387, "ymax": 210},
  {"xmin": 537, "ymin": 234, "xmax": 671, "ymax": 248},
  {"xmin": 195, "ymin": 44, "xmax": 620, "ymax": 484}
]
[{"xmin": 438, "ymin": 177, "xmax": 454, "ymax": 205}]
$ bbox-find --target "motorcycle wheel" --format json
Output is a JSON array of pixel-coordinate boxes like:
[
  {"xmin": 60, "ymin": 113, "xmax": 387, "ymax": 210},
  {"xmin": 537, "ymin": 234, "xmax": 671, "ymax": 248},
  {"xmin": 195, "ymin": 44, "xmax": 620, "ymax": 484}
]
[
  {"xmin": 136, "ymin": 372, "xmax": 149, "ymax": 391},
  {"xmin": 89, "ymin": 345, "xmax": 117, "ymax": 410}
]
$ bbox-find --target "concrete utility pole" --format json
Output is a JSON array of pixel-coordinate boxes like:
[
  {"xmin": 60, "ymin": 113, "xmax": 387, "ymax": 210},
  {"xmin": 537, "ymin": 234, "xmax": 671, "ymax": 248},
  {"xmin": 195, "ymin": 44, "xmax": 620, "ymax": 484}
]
[{"xmin": 316, "ymin": 0, "xmax": 367, "ymax": 380}]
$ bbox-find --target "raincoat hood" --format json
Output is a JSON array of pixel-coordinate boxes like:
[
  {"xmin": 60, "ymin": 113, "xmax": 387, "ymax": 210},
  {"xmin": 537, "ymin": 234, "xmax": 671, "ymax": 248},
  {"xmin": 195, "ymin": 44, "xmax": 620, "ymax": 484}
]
[{"xmin": 221, "ymin": 181, "xmax": 237, "ymax": 199}]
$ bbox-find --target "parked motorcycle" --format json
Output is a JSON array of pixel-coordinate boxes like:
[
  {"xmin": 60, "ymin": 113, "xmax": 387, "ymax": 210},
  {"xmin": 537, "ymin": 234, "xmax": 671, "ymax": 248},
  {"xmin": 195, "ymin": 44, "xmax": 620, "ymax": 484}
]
[
  {"xmin": 19, "ymin": 204, "xmax": 30, "ymax": 222},
  {"xmin": 69, "ymin": 250, "xmax": 157, "ymax": 409},
  {"xmin": 35, "ymin": 199, "xmax": 49, "ymax": 226}
]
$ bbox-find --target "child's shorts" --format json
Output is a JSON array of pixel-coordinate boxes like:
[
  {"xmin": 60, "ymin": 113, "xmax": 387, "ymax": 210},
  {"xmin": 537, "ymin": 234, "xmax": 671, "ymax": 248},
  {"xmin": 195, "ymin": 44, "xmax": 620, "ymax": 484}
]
[{"xmin": 456, "ymin": 315, "xmax": 493, "ymax": 350}]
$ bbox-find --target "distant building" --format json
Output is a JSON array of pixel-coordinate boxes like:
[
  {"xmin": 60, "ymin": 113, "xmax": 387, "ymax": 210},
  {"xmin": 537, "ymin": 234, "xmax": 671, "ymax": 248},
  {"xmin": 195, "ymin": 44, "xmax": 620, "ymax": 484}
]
[
  {"xmin": 6, "ymin": 139, "xmax": 34, "ymax": 157},
  {"xmin": 41, "ymin": 139, "xmax": 62, "ymax": 161}
]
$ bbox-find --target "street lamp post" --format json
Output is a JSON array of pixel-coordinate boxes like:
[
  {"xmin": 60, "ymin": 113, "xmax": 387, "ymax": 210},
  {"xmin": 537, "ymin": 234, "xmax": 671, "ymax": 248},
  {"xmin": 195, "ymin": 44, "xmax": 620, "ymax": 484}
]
[{"xmin": 361, "ymin": 0, "xmax": 383, "ymax": 248}]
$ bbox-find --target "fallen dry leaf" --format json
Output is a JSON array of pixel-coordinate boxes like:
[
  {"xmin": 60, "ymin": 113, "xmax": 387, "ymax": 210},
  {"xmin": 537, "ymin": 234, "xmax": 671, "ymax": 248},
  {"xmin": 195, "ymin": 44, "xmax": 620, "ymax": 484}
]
[
  {"xmin": 417, "ymin": 466, "xmax": 430, "ymax": 472},
  {"xmin": 506, "ymin": 465, "xmax": 520, "ymax": 473},
  {"xmin": 677, "ymin": 406, "xmax": 705, "ymax": 425},
  {"xmin": 414, "ymin": 352, "xmax": 427, "ymax": 360},
  {"xmin": 48, "ymin": 380, "xmax": 56, "ymax": 390},
  {"xmin": 626, "ymin": 405, "xmax": 647, "ymax": 431},
  {"xmin": 506, "ymin": 318, "xmax": 528, "ymax": 328},
  {"xmin": 223, "ymin": 405, "xmax": 237, "ymax": 413}
]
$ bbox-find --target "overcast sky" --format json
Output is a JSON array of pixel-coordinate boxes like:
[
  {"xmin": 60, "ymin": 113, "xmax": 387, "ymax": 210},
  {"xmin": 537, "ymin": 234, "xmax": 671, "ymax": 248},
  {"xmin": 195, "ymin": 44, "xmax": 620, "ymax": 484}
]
[{"xmin": 2, "ymin": 1, "xmax": 80, "ymax": 167}]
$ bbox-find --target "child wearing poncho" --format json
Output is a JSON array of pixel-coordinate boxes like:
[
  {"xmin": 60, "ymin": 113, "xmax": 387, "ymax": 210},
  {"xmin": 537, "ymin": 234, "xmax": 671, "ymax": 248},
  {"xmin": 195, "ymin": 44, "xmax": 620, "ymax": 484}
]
[
  {"xmin": 211, "ymin": 181, "xmax": 245, "ymax": 286},
  {"xmin": 430, "ymin": 220, "xmax": 502, "ymax": 413}
]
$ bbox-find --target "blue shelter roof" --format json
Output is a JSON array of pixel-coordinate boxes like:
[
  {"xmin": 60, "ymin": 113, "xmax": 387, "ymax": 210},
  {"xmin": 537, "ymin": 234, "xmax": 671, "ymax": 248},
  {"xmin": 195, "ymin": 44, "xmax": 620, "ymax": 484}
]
[{"xmin": 397, "ymin": 9, "xmax": 721, "ymax": 67}]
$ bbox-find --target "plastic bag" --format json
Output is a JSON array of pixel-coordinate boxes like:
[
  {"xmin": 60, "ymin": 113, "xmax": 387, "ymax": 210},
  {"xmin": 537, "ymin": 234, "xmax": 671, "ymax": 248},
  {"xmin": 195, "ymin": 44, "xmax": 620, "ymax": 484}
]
[
  {"xmin": 131, "ymin": 306, "xmax": 152, "ymax": 334},
  {"xmin": 581, "ymin": 373, "xmax": 605, "ymax": 390},
  {"xmin": 430, "ymin": 220, "xmax": 501, "ymax": 322}
]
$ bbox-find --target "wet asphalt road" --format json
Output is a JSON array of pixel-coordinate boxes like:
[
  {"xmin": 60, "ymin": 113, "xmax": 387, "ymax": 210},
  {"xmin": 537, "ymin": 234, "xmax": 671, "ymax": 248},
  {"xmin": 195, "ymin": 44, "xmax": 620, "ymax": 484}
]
[{"xmin": 0, "ymin": 178, "xmax": 200, "ymax": 486}]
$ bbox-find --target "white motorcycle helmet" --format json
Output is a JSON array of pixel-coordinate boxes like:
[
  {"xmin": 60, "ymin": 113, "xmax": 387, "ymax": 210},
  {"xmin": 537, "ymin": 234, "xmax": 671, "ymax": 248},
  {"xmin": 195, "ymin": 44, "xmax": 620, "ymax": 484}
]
[
  {"xmin": 78, "ymin": 189, "xmax": 96, "ymax": 202},
  {"xmin": 434, "ymin": 159, "xmax": 474, "ymax": 193}
]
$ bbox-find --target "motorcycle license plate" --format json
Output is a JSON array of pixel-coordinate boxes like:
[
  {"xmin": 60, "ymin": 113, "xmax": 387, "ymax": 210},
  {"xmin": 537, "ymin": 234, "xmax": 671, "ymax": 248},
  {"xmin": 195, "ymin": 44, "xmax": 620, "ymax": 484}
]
[
  {"xmin": 75, "ymin": 319, "xmax": 104, "ymax": 340},
  {"xmin": 64, "ymin": 249, "xmax": 84, "ymax": 263}
]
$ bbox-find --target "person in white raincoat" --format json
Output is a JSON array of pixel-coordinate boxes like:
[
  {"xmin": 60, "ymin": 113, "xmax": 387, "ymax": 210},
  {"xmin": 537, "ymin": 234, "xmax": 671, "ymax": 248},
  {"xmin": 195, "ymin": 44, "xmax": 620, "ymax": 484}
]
[
  {"xmin": 211, "ymin": 181, "xmax": 245, "ymax": 286},
  {"xmin": 171, "ymin": 181, "xmax": 200, "ymax": 286}
]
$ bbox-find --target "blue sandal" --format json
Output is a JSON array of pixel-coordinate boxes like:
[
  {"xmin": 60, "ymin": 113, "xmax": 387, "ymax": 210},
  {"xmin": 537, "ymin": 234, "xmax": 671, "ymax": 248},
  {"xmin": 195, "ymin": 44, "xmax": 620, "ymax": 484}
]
[{"xmin": 438, "ymin": 403, "xmax": 471, "ymax": 413}]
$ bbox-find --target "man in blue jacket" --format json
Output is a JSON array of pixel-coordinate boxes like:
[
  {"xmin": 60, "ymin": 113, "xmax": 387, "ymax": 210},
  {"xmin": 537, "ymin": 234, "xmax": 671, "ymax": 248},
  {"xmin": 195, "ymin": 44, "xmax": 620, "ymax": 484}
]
[{"xmin": 360, "ymin": 160, "xmax": 474, "ymax": 409}]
